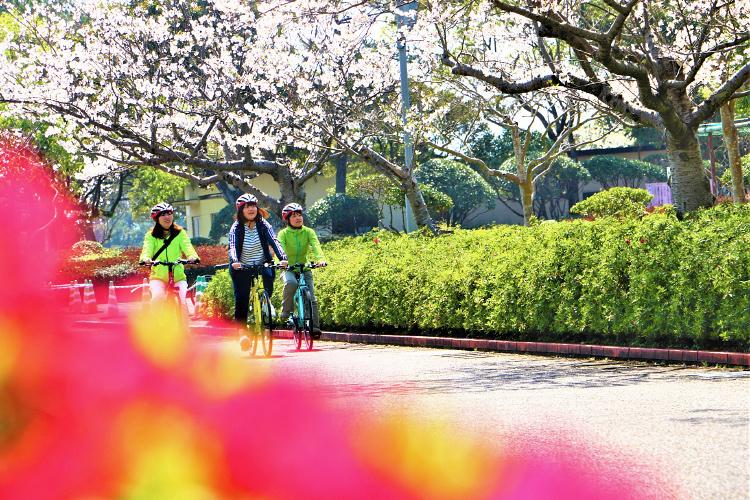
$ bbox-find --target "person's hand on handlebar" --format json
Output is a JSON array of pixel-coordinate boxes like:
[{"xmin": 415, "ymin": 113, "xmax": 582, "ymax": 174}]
[
  {"xmin": 187, "ymin": 258, "xmax": 200, "ymax": 264},
  {"xmin": 140, "ymin": 258, "xmax": 153, "ymax": 266},
  {"xmin": 279, "ymin": 260, "xmax": 288, "ymax": 269},
  {"xmin": 231, "ymin": 262, "xmax": 242, "ymax": 270}
]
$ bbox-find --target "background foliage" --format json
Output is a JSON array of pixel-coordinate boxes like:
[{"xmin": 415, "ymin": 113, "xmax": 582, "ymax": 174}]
[{"xmin": 202, "ymin": 205, "xmax": 750, "ymax": 351}]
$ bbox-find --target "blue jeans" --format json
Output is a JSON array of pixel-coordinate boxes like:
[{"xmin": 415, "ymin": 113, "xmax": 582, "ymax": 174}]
[{"xmin": 230, "ymin": 266, "xmax": 275, "ymax": 324}]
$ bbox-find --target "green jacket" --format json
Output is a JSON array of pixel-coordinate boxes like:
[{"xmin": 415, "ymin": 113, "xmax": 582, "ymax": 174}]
[
  {"xmin": 139, "ymin": 229, "xmax": 198, "ymax": 283},
  {"xmin": 277, "ymin": 226, "xmax": 325, "ymax": 266}
]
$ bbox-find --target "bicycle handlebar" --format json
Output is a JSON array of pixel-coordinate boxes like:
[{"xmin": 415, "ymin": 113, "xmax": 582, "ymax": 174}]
[
  {"xmin": 216, "ymin": 262, "xmax": 327, "ymax": 271},
  {"xmin": 140, "ymin": 259, "xmax": 199, "ymax": 267},
  {"xmin": 285, "ymin": 262, "xmax": 327, "ymax": 272}
]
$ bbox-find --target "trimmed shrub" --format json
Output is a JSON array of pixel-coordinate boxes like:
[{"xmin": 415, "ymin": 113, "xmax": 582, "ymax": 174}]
[
  {"xmin": 570, "ymin": 187, "xmax": 653, "ymax": 219},
  {"xmin": 70, "ymin": 240, "xmax": 106, "ymax": 257},
  {"xmin": 201, "ymin": 270, "xmax": 235, "ymax": 319},
  {"xmin": 58, "ymin": 245, "xmax": 229, "ymax": 285},
  {"xmin": 583, "ymin": 156, "xmax": 667, "ymax": 188},
  {"xmin": 208, "ymin": 204, "xmax": 234, "ymax": 243},
  {"xmin": 201, "ymin": 205, "xmax": 750, "ymax": 351},
  {"xmin": 191, "ymin": 236, "xmax": 215, "ymax": 246},
  {"xmin": 416, "ymin": 158, "xmax": 495, "ymax": 225},
  {"xmin": 308, "ymin": 193, "xmax": 379, "ymax": 234}
]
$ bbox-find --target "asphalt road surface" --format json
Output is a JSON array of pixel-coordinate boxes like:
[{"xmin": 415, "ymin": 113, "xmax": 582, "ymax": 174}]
[{"xmin": 204, "ymin": 337, "xmax": 750, "ymax": 500}]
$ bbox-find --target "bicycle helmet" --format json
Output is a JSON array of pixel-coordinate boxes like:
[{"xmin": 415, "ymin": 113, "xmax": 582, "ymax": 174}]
[
  {"xmin": 150, "ymin": 202, "xmax": 174, "ymax": 221},
  {"xmin": 281, "ymin": 202, "xmax": 304, "ymax": 221},
  {"xmin": 236, "ymin": 193, "xmax": 258, "ymax": 208}
]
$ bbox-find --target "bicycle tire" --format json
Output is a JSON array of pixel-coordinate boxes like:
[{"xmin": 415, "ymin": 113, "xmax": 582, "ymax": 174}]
[
  {"xmin": 259, "ymin": 291, "xmax": 273, "ymax": 357},
  {"xmin": 292, "ymin": 316, "xmax": 302, "ymax": 350},
  {"xmin": 249, "ymin": 289, "xmax": 259, "ymax": 356},
  {"xmin": 302, "ymin": 289, "xmax": 313, "ymax": 351}
]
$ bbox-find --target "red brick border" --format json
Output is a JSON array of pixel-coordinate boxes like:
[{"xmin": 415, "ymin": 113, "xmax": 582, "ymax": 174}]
[{"xmin": 317, "ymin": 332, "xmax": 750, "ymax": 367}]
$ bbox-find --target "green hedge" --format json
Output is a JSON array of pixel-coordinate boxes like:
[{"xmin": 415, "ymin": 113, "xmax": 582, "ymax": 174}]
[{"xmin": 203, "ymin": 205, "xmax": 750, "ymax": 351}]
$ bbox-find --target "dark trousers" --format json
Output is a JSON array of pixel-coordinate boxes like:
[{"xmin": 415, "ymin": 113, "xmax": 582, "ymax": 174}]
[{"xmin": 230, "ymin": 267, "xmax": 275, "ymax": 324}]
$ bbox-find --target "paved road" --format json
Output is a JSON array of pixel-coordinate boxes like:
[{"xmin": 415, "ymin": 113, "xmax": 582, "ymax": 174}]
[{"xmin": 203, "ymin": 337, "xmax": 749, "ymax": 500}]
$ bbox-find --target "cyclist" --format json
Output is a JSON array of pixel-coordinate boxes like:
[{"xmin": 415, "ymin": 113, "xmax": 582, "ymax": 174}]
[
  {"xmin": 139, "ymin": 202, "xmax": 200, "ymax": 303},
  {"xmin": 228, "ymin": 194, "xmax": 287, "ymax": 327},
  {"xmin": 277, "ymin": 202, "xmax": 326, "ymax": 338}
]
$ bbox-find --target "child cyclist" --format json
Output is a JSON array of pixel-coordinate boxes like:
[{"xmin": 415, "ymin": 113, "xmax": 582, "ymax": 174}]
[
  {"xmin": 277, "ymin": 203, "xmax": 327, "ymax": 338},
  {"xmin": 139, "ymin": 202, "xmax": 200, "ymax": 303}
]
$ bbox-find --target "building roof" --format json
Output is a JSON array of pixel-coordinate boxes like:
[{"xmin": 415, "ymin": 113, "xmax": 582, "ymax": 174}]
[{"xmin": 697, "ymin": 118, "xmax": 750, "ymax": 136}]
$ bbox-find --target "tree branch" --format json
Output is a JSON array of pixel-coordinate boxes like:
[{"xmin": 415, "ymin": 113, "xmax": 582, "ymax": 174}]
[{"xmin": 690, "ymin": 61, "xmax": 750, "ymax": 126}]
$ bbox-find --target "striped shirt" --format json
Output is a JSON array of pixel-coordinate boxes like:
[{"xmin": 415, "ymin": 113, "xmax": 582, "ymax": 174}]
[{"xmin": 240, "ymin": 227, "xmax": 264, "ymax": 265}]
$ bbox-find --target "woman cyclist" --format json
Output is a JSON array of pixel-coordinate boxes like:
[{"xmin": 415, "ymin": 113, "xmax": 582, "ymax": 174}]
[
  {"xmin": 228, "ymin": 194, "xmax": 287, "ymax": 329},
  {"xmin": 277, "ymin": 203, "xmax": 326, "ymax": 338},
  {"xmin": 139, "ymin": 202, "xmax": 200, "ymax": 303}
]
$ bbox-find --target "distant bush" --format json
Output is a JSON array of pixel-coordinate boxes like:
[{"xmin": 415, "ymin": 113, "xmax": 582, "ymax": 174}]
[
  {"xmin": 307, "ymin": 193, "xmax": 378, "ymax": 234},
  {"xmin": 93, "ymin": 263, "xmax": 137, "ymax": 281},
  {"xmin": 201, "ymin": 270, "xmax": 234, "ymax": 319},
  {"xmin": 70, "ymin": 240, "xmax": 106, "ymax": 257},
  {"xmin": 583, "ymin": 156, "xmax": 667, "ymax": 188},
  {"xmin": 571, "ymin": 187, "xmax": 653, "ymax": 219},
  {"xmin": 208, "ymin": 204, "xmax": 234, "ymax": 243},
  {"xmin": 190, "ymin": 236, "xmax": 215, "ymax": 246},
  {"xmin": 57, "ymin": 244, "xmax": 229, "ymax": 285},
  {"xmin": 416, "ymin": 158, "xmax": 495, "ymax": 225}
]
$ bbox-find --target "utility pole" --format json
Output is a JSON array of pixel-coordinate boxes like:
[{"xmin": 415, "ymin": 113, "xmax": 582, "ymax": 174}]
[{"xmin": 395, "ymin": 0, "xmax": 418, "ymax": 232}]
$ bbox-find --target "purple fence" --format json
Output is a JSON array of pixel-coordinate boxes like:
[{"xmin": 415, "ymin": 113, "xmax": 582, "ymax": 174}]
[{"xmin": 645, "ymin": 183, "xmax": 672, "ymax": 207}]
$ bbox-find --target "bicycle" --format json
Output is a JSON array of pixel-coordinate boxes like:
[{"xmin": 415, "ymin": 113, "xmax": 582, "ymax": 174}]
[
  {"xmin": 217, "ymin": 263, "xmax": 275, "ymax": 357},
  {"xmin": 139, "ymin": 259, "xmax": 199, "ymax": 307},
  {"xmin": 285, "ymin": 262, "xmax": 327, "ymax": 351}
]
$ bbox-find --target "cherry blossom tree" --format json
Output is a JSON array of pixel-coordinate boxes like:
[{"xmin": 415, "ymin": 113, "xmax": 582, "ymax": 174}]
[
  {"xmin": 433, "ymin": 0, "xmax": 750, "ymax": 213},
  {"xmin": 1, "ymin": 1, "xmax": 443, "ymax": 230},
  {"xmin": 0, "ymin": 1, "xmax": 338, "ymax": 213}
]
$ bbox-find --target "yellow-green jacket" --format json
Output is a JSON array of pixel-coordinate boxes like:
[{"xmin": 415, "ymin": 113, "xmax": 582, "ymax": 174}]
[
  {"xmin": 277, "ymin": 226, "xmax": 324, "ymax": 266},
  {"xmin": 139, "ymin": 229, "xmax": 198, "ymax": 283}
]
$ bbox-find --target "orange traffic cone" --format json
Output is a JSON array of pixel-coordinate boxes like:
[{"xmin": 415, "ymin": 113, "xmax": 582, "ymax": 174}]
[
  {"xmin": 69, "ymin": 280, "xmax": 82, "ymax": 313},
  {"xmin": 106, "ymin": 280, "xmax": 119, "ymax": 317},
  {"xmin": 82, "ymin": 279, "xmax": 97, "ymax": 314}
]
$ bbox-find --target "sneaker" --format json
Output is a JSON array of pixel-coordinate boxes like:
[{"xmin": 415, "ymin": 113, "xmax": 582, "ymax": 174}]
[
  {"xmin": 312, "ymin": 327, "xmax": 322, "ymax": 340},
  {"xmin": 239, "ymin": 335, "xmax": 251, "ymax": 352}
]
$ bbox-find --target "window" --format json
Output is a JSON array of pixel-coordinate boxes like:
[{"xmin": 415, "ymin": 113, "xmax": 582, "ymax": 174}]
[{"xmin": 192, "ymin": 216, "xmax": 201, "ymax": 236}]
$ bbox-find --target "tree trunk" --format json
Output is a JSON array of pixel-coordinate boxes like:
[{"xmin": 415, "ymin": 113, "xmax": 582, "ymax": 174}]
[
  {"xmin": 216, "ymin": 181, "xmax": 243, "ymax": 205},
  {"xmin": 335, "ymin": 153, "xmax": 348, "ymax": 194},
  {"xmin": 720, "ymin": 101, "xmax": 745, "ymax": 204},
  {"xmin": 520, "ymin": 180, "xmax": 534, "ymax": 226},
  {"xmin": 400, "ymin": 176, "xmax": 437, "ymax": 233},
  {"xmin": 276, "ymin": 168, "xmax": 305, "ymax": 211},
  {"xmin": 664, "ymin": 129, "xmax": 713, "ymax": 213}
]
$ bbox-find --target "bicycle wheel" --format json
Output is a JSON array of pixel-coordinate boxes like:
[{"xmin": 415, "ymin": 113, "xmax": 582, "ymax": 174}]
[
  {"xmin": 302, "ymin": 289, "xmax": 313, "ymax": 351},
  {"xmin": 259, "ymin": 291, "xmax": 273, "ymax": 357},
  {"xmin": 248, "ymin": 291, "xmax": 259, "ymax": 356},
  {"xmin": 292, "ymin": 315, "xmax": 302, "ymax": 350}
]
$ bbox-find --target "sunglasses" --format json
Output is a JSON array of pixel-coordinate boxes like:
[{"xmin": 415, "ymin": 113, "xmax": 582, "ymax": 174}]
[{"xmin": 159, "ymin": 210, "xmax": 174, "ymax": 216}]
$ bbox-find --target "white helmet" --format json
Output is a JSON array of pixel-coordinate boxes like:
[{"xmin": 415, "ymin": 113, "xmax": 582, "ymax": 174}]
[
  {"xmin": 281, "ymin": 202, "xmax": 304, "ymax": 221},
  {"xmin": 236, "ymin": 193, "xmax": 258, "ymax": 208},
  {"xmin": 150, "ymin": 202, "xmax": 174, "ymax": 221}
]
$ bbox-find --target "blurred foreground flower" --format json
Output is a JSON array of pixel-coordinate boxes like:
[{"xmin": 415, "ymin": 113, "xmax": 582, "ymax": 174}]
[{"xmin": 0, "ymin": 139, "xmax": 675, "ymax": 499}]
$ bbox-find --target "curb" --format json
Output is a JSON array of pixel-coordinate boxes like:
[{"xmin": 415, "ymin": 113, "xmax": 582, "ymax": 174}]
[
  {"xmin": 319, "ymin": 332, "xmax": 750, "ymax": 367},
  {"xmin": 69, "ymin": 317, "xmax": 750, "ymax": 367}
]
